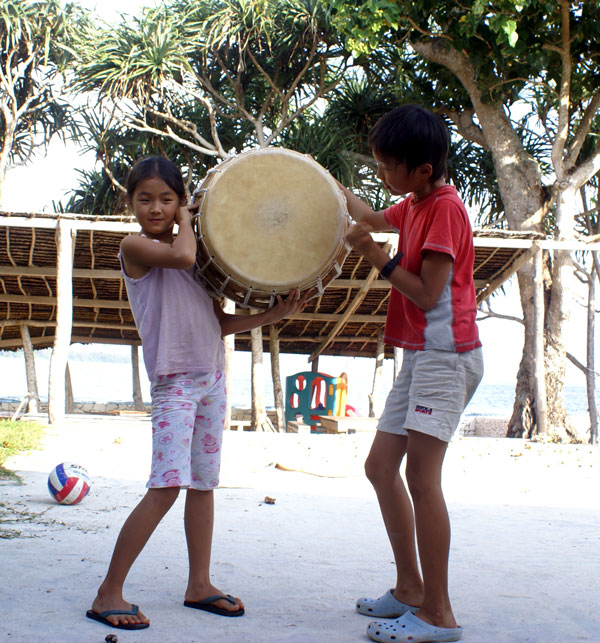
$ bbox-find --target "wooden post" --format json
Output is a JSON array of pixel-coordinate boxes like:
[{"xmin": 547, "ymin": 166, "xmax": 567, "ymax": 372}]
[
  {"xmin": 65, "ymin": 362, "xmax": 74, "ymax": 414},
  {"xmin": 368, "ymin": 330, "xmax": 385, "ymax": 417},
  {"xmin": 131, "ymin": 344, "xmax": 144, "ymax": 411},
  {"xmin": 269, "ymin": 324, "xmax": 285, "ymax": 432},
  {"xmin": 20, "ymin": 325, "xmax": 39, "ymax": 414},
  {"xmin": 250, "ymin": 320, "xmax": 273, "ymax": 432},
  {"xmin": 48, "ymin": 221, "xmax": 75, "ymax": 424},
  {"xmin": 532, "ymin": 243, "xmax": 547, "ymax": 434},
  {"xmin": 393, "ymin": 346, "xmax": 401, "ymax": 382},
  {"xmin": 311, "ymin": 356, "xmax": 319, "ymax": 373},
  {"xmin": 223, "ymin": 298, "xmax": 235, "ymax": 430}
]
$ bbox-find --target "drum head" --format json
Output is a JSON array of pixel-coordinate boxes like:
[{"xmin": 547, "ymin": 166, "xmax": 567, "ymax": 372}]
[{"xmin": 200, "ymin": 148, "xmax": 347, "ymax": 291}]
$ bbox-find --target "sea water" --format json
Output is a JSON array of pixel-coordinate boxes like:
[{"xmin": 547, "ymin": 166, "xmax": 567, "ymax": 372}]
[{"xmin": 0, "ymin": 346, "xmax": 594, "ymax": 419}]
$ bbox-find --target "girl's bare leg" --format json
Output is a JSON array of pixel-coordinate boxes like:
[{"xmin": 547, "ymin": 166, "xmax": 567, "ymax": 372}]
[
  {"xmin": 405, "ymin": 430, "xmax": 456, "ymax": 629},
  {"xmin": 91, "ymin": 487, "xmax": 180, "ymax": 627},
  {"xmin": 183, "ymin": 488, "xmax": 243, "ymax": 613},
  {"xmin": 365, "ymin": 431, "xmax": 424, "ymax": 607}
]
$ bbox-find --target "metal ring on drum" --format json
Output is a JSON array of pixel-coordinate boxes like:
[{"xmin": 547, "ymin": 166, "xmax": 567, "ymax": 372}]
[{"xmin": 192, "ymin": 147, "xmax": 351, "ymax": 309}]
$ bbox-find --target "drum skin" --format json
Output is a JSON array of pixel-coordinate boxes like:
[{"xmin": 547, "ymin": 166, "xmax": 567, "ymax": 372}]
[{"xmin": 193, "ymin": 147, "xmax": 350, "ymax": 309}]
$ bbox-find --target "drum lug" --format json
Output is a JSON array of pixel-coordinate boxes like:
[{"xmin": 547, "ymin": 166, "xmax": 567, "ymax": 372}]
[{"xmin": 242, "ymin": 287, "xmax": 253, "ymax": 308}]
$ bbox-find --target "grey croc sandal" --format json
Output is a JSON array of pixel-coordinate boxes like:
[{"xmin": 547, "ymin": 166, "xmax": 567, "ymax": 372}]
[
  {"xmin": 356, "ymin": 589, "xmax": 419, "ymax": 618},
  {"xmin": 367, "ymin": 611, "xmax": 463, "ymax": 643}
]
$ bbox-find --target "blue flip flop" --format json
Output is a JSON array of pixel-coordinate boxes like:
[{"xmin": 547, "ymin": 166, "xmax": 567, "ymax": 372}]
[
  {"xmin": 184, "ymin": 594, "xmax": 245, "ymax": 617},
  {"xmin": 86, "ymin": 604, "xmax": 149, "ymax": 630},
  {"xmin": 356, "ymin": 589, "xmax": 419, "ymax": 618}
]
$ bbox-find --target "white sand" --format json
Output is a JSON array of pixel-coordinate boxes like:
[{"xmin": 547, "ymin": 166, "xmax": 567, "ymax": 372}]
[{"xmin": 1, "ymin": 414, "xmax": 599, "ymax": 643}]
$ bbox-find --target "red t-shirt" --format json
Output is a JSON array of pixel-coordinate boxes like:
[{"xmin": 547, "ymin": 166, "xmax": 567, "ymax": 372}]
[{"xmin": 383, "ymin": 185, "xmax": 481, "ymax": 352}]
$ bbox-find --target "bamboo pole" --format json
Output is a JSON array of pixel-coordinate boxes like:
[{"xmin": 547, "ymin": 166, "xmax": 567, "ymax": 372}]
[
  {"xmin": 250, "ymin": 320, "xmax": 274, "ymax": 432},
  {"xmin": 65, "ymin": 362, "xmax": 74, "ymax": 414},
  {"xmin": 368, "ymin": 331, "xmax": 385, "ymax": 417},
  {"xmin": 131, "ymin": 345, "xmax": 144, "ymax": 411},
  {"xmin": 48, "ymin": 221, "xmax": 75, "ymax": 424},
  {"xmin": 223, "ymin": 298, "xmax": 235, "ymax": 430},
  {"xmin": 269, "ymin": 324, "xmax": 285, "ymax": 432},
  {"xmin": 393, "ymin": 346, "xmax": 401, "ymax": 382},
  {"xmin": 20, "ymin": 325, "xmax": 39, "ymax": 413}
]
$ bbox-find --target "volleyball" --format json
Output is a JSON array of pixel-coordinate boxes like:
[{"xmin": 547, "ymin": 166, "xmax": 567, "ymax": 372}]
[{"xmin": 47, "ymin": 462, "xmax": 91, "ymax": 505}]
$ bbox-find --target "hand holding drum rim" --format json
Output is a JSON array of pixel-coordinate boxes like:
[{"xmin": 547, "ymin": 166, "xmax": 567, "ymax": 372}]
[
  {"xmin": 177, "ymin": 201, "xmax": 199, "ymax": 227},
  {"xmin": 345, "ymin": 221, "xmax": 377, "ymax": 256},
  {"xmin": 192, "ymin": 147, "xmax": 351, "ymax": 309}
]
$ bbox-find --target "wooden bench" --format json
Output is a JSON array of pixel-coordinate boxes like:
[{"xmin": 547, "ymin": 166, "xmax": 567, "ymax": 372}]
[{"xmin": 318, "ymin": 416, "xmax": 379, "ymax": 434}]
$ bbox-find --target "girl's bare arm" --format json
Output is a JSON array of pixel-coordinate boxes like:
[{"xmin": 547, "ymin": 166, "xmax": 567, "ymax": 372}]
[
  {"xmin": 120, "ymin": 205, "xmax": 198, "ymax": 276},
  {"xmin": 213, "ymin": 291, "xmax": 308, "ymax": 337}
]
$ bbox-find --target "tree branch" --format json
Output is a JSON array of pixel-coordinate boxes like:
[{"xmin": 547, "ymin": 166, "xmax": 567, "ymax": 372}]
[
  {"xmin": 549, "ymin": 0, "xmax": 571, "ymax": 181},
  {"xmin": 477, "ymin": 301, "xmax": 524, "ymax": 325},
  {"xmin": 565, "ymin": 91, "xmax": 600, "ymax": 168},
  {"xmin": 438, "ymin": 107, "xmax": 487, "ymax": 147},
  {"xmin": 567, "ymin": 350, "xmax": 599, "ymax": 378}
]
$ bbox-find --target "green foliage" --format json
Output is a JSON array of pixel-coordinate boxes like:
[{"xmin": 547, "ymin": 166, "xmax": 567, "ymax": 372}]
[
  {"xmin": 63, "ymin": 0, "xmax": 352, "ymax": 214},
  {"xmin": 0, "ymin": 0, "xmax": 81, "ymax": 165},
  {"xmin": 326, "ymin": 0, "xmax": 600, "ymax": 107},
  {"xmin": 324, "ymin": 0, "xmax": 600, "ymax": 231},
  {"xmin": 0, "ymin": 419, "xmax": 45, "ymax": 481}
]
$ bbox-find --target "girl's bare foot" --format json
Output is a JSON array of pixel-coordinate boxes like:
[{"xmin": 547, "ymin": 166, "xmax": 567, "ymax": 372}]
[
  {"xmin": 88, "ymin": 592, "xmax": 150, "ymax": 628},
  {"xmin": 184, "ymin": 583, "xmax": 244, "ymax": 615}
]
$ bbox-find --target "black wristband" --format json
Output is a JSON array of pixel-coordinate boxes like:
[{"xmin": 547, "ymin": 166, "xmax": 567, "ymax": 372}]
[{"xmin": 379, "ymin": 251, "xmax": 403, "ymax": 279}]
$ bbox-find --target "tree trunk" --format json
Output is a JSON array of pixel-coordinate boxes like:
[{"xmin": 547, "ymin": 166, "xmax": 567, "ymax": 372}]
[
  {"xmin": 48, "ymin": 222, "xmax": 75, "ymax": 424},
  {"xmin": 506, "ymin": 263, "xmax": 545, "ymax": 438},
  {"xmin": 586, "ymin": 261, "xmax": 598, "ymax": 444},
  {"xmin": 131, "ymin": 344, "xmax": 144, "ymax": 411},
  {"xmin": 223, "ymin": 298, "xmax": 235, "ymax": 430},
  {"xmin": 250, "ymin": 321, "xmax": 273, "ymax": 432},
  {"xmin": 368, "ymin": 331, "xmax": 385, "ymax": 417},
  {"xmin": 544, "ymin": 185, "xmax": 579, "ymax": 440},
  {"xmin": 269, "ymin": 324, "xmax": 285, "ymax": 432},
  {"xmin": 532, "ymin": 245, "xmax": 547, "ymax": 434},
  {"xmin": 20, "ymin": 325, "xmax": 39, "ymax": 414}
]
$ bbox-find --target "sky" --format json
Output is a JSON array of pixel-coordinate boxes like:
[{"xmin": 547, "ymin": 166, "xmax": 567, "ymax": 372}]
[{"xmin": 1, "ymin": 0, "xmax": 595, "ymax": 389}]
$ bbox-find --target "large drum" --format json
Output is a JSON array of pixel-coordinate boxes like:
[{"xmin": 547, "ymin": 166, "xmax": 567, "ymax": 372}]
[{"xmin": 193, "ymin": 147, "xmax": 351, "ymax": 309}]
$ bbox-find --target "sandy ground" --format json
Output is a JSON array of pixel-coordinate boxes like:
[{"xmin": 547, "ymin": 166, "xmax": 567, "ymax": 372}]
[{"xmin": 1, "ymin": 414, "xmax": 600, "ymax": 643}]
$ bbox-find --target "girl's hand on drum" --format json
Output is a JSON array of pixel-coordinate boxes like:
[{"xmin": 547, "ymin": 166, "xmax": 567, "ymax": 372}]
[
  {"xmin": 270, "ymin": 289, "xmax": 308, "ymax": 320},
  {"xmin": 176, "ymin": 202, "xmax": 198, "ymax": 227},
  {"xmin": 346, "ymin": 221, "xmax": 376, "ymax": 255}
]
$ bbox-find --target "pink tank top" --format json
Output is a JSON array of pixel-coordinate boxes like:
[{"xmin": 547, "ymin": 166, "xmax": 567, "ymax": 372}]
[{"xmin": 120, "ymin": 253, "xmax": 224, "ymax": 381}]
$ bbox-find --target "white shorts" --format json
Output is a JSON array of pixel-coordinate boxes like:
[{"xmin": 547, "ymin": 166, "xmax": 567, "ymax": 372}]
[
  {"xmin": 147, "ymin": 371, "xmax": 226, "ymax": 490},
  {"xmin": 377, "ymin": 348, "xmax": 483, "ymax": 442}
]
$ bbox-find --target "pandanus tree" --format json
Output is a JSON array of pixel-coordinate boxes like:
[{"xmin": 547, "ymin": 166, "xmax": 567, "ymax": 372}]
[
  {"xmin": 67, "ymin": 0, "xmax": 352, "ymax": 203},
  {"xmin": 0, "ymin": 0, "xmax": 80, "ymax": 207}
]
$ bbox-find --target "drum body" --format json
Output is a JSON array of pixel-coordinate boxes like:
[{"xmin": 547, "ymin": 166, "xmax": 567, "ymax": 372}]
[{"xmin": 193, "ymin": 147, "xmax": 350, "ymax": 309}]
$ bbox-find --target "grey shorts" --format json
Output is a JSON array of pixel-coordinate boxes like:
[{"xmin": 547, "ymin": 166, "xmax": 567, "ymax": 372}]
[{"xmin": 377, "ymin": 348, "xmax": 484, "ymax": 442}]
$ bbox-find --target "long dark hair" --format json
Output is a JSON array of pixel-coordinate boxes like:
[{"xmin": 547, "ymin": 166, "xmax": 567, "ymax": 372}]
[{"xmin": 126, "ymin": 156, "xmax": 186, "ymax": 201}]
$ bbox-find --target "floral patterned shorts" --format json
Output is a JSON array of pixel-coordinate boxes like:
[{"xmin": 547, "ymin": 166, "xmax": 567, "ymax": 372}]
[{"xmin": 147, "ymin": 371, "xmax": 226, "ymax": 490}]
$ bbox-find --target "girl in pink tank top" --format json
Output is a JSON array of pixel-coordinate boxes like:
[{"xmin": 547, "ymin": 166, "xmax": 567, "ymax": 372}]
[{"xmin": 87, "ymin": 156, "xmax": 306, "ymax": 631}]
